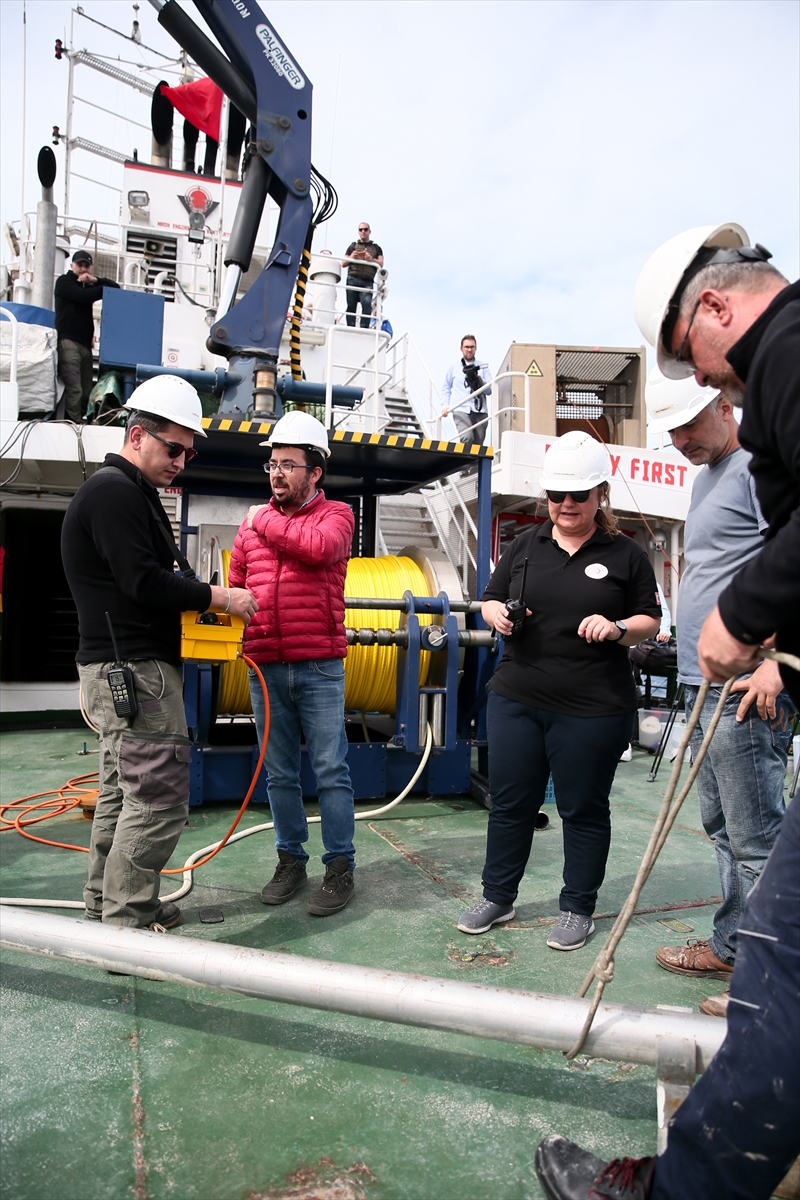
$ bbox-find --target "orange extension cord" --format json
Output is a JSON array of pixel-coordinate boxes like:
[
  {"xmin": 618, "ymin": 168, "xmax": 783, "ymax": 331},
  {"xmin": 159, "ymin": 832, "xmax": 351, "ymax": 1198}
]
[{"xmin": 0, "ymin": 655, "xmax": 270, "ymax": 876}]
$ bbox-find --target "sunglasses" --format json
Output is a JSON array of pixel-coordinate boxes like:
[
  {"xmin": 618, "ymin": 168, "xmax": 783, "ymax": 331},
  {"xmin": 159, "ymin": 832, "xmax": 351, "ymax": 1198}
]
[
  {"xmin": 144, "ymin": 428, "xmax": 198, "ymax": 463},
  {"xmin": 546, "ymin": 489, "xmax": 591, "ymax": 504}
]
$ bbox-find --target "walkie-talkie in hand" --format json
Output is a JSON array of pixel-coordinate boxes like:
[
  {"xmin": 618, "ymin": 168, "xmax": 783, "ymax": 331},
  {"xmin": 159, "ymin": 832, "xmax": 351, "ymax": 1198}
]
[
  {"xmin": 503, "ymin": 557, "xmax": 529, "ymax": 641},
  {"xmin": 105, "ymin": 612, "xmax": 138, "ymax": 720}
]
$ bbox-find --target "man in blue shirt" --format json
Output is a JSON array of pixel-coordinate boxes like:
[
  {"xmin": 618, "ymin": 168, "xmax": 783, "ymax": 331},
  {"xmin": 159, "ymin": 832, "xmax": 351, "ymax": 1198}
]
[
  {"xmin": 646, "ymin": 371, "xmax": 793, "ymax": 1017},
  {"xmin": 441, "ymin": 335, "xmax": 492, "ymax": 445}
]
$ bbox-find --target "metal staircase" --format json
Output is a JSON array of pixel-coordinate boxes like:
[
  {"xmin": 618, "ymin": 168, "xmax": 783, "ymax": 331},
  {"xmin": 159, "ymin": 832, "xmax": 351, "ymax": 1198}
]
[
  {"xmin": 381, "ymin": 387, "xmax": 426, "ymax": 437},
  {"xmin": 377, "ymin": 468, "xmax": 481, "ymax": 599}
]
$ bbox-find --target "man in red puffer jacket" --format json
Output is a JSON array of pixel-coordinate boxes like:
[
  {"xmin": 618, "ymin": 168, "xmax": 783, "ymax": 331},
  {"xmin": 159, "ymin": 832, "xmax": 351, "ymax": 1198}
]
[{"xmin": 228, "ymin": 411, "xmax": 357, "ymax": 916}]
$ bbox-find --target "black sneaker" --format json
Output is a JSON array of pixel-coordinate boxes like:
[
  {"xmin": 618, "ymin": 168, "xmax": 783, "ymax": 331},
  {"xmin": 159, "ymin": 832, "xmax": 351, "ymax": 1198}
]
[
  {"xmin": 307, "ymin": 857, "xmax": 354, "ymax": 916},
  {"xmin": 534, "ymin": 1135, "xmax": 655, "ymax": 1199},
  {"xmin": 148, "ymin": 901, "xmax": 182, "ymax": 931},
  {"xmin": 261, "ymin": 850, "xmax": 308, "ymax": 905}
]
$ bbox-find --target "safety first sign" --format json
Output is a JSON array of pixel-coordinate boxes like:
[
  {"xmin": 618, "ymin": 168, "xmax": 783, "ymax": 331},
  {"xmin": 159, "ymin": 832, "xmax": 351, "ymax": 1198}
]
[{"xmin": 493, "ymin": 431, "xmax": 701, "ymax": 522}]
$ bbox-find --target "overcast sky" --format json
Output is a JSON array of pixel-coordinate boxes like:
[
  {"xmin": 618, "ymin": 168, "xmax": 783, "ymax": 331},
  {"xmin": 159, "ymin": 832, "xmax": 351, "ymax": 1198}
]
[{"xmin": 1, "ymin": 0, "xmax": 798, "ymax": 392}]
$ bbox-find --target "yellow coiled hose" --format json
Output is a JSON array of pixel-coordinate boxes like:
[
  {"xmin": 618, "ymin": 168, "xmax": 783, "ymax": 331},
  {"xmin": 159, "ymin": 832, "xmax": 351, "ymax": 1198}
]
[{"xmin": 217, "ymin": 551, "xmax": 431, "ymax": 716}]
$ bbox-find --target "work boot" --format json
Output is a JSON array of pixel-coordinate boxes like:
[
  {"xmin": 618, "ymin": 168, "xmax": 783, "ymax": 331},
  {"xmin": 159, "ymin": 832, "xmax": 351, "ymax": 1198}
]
[
  {"xmin": 547, "ymin": 911, "xmax": 595, "ymax": 951},
  {"xmin": 148, "ymin": 901, "xmax": 182, "ymax": 930},
  {"xmin": 655, "ymin": 938, "xmax": 733, "ymax": 980},
  {"xmin": 699, "ymin": 989, "xmax": 730, "ymax": 1017},
  {"xmin": 457, "ymin": 898, "xmax": 515, "ymax": 934},
  {"xmin": 307, "ymin": 857, "xmax": 354, "ymax": 916},
  {"xmin": 261, "ymin": 850, "xmax": 308, "ymax": 905},
  {"xmin": 534, "ymin": 1135, "xmax": 656, "ymax": 1199}
]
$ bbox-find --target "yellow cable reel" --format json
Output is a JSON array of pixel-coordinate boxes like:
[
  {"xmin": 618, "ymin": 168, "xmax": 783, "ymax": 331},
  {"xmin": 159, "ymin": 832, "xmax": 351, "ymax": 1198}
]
[{"xmin": 217, "ymin": 550, "xmax": 432, "ymax": 716}]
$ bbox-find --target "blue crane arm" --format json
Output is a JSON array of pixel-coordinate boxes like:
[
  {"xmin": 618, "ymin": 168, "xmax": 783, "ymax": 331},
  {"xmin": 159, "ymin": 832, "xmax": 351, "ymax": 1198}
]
[{"xmin": 154, "ymin": 0, "xmax": 317, "ymax": 413}]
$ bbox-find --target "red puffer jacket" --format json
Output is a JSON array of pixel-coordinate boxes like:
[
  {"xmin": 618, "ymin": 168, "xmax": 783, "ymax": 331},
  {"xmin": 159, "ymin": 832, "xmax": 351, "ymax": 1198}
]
[{"xmin": 228, "ymin": 491, "xmax": 354, "ymax": 664}]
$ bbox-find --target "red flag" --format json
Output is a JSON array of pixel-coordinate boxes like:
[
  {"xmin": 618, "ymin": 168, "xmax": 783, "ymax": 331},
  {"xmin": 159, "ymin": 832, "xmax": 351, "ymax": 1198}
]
[{"xmin": 160, "ymin": 78, "xmax": 223, "ymax": 142}]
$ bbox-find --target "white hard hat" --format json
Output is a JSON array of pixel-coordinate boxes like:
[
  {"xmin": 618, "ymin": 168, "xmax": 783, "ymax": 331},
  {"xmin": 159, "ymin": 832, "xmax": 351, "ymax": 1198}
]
[
  {"xmin": 633, "ymin": 223, "xmax": 749, "ymax": 380},
  {"xmin": 260, "ymin": 409, "xmax": 330, "ymax": 458},
  {"xmin": 645, "ymin": 366, "xmax": 720, "ymax": 435},
  {"xmin": 124, "ymin": 374, "xmax": 207, "ymax": 437},
  {"xmin": 539, "ymin": 430, "xmax": 612, "ymax": 491}
]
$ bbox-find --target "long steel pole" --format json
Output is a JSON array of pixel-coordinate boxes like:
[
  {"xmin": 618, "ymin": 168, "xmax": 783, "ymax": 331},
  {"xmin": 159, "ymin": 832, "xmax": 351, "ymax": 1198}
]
[{"xmin": 0, "ymin": 909, "xmax": 724, "ymax": 1071}]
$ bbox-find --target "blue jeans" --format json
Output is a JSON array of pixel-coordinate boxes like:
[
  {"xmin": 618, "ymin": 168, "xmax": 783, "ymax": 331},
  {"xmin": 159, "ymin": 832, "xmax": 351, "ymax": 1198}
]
[
  {"xmin": 483, "ymin": 691, "xmax": 634, "ymax": 915},
  {"xmin": 652, "ymin": 796, "xmax": 800, "ymax": 1200},
  {"xmin": 684, "ymin": 683, "xmax": 793, "ymax": 964},
  {"xmin": 249, "ymin": 660, "xmax": 355, "ymax": 869}
]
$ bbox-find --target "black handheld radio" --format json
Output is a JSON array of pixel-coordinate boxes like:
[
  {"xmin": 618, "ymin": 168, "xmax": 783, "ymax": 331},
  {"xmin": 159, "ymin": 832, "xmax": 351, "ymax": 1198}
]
[
  {"xmin": 503, "ymin": 557, "xmax": 529, "ymax": 641},
  {"xmin": 104, "ymin": 612, "xmax": 138, "ymax": 720}
]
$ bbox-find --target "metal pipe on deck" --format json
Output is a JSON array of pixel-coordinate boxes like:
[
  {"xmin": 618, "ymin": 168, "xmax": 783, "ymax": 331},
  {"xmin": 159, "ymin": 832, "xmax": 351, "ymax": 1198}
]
[{"xmin": 0, "ymin": 909, "xmax": 724, "ymax": 1072}]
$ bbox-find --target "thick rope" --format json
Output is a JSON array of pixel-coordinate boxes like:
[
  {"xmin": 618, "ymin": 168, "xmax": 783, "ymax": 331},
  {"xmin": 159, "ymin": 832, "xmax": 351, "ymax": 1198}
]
[{"xmin": 564, "ymin": 676, "xmax": 733, "ymax": 1059}]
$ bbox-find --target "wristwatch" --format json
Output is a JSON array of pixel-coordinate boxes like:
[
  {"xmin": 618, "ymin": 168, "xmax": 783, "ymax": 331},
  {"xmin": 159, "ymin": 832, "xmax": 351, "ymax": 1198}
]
[{"xmin": 614, "ymin": 620, "xmax": 627, "ymax": 640}]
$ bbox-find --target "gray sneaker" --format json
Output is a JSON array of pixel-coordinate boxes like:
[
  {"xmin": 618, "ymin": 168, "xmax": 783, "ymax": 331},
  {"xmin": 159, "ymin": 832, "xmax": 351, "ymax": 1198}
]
[
  {"xmin": 457, "ymin": 898, "xmax": 515, "ymax": 935},
  {"xmin": 546, "ymin": 911, "xmax": 595, "ymax": 950}
]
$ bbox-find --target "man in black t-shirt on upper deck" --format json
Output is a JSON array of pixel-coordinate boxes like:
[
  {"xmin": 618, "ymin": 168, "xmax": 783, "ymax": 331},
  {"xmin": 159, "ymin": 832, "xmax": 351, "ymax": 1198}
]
[
  {"xmin": 54, "ymin": 249, "xmax": 119, "ymax": 423},
  {"xmin": 342, "ymin": 221, "xmax": 384, "ymax": 328}
]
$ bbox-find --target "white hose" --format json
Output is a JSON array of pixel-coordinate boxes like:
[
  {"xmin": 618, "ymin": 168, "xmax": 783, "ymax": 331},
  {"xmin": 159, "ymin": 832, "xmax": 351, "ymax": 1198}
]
[{"xmin": 0, "ymin": 724, "xmax": 435, "ymax": 910}]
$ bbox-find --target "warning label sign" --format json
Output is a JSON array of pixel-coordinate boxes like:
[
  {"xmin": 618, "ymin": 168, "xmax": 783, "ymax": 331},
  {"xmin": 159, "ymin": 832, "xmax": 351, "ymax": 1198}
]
[{"xmin": 526, "ymin": 360, "xmax": 543, "ymax": 377}]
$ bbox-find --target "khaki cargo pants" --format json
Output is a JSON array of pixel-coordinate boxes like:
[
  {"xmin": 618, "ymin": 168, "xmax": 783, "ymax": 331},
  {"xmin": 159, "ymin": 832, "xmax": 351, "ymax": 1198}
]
[{"xmin": 78, "ymin": 659, "xmax": 191, "ymax": 927}]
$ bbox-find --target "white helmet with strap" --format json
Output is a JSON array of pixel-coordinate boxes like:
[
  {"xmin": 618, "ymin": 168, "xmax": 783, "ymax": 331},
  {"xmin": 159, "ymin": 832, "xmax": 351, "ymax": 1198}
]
[
  {"xmin": 645, "ymin": 367, "xmax": 720, "ymax": 435},
  {"xmin": 632, "ymin": 222, "xmax": 766, "ymax": 380},
  {"xmin": 124, "ymin": 374, "xmax": 207, "ymax": 436},
  {"xmin": 539, "ymin": 430, "xmax": 612, "ymax": 491},
  {"xmin": 260, "ymin": 409, "xmax": 331, "ymax": 458}
]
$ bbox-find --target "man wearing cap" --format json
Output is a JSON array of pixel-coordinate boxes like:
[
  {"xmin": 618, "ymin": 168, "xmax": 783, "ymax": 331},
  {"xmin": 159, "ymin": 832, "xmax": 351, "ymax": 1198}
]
[
  {"xmin": 532, "ymin": 228, "xmax": 799, "ymax": 1200},
  {"xmin": 645, "ymin": 370, "xmax": 793, "ymax": 1018},
  {"xmin": 54, "ymin": 251, "xmax": 120, "ymax": 423},
  {"xmin": 61, "ymin": 376, "xmax": 257, "ymax": 930},
  {"xmin": 228, "ymin": 410, "xmax": 358, "ymax": 916}
]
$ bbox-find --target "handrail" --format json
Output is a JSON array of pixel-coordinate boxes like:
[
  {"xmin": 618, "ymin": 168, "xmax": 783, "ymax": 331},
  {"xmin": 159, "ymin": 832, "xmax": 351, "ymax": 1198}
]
[
  {"xmin": 426, "ymin": 482, "xmax": 477, "ymax": 577},
  {"xmin": 0, "ymin": 307, "xmax": 20, "ymax": 386},
  {"xmin": 433, "ymin": 475, "xmax": 479, "ymax": 546}
]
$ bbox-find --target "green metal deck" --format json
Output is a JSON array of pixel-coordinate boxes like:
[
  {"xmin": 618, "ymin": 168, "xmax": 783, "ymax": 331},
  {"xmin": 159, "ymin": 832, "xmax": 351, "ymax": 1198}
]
[{"xmin": 1, "ymin": 729, "xmax": 733, "ymax": 1200}]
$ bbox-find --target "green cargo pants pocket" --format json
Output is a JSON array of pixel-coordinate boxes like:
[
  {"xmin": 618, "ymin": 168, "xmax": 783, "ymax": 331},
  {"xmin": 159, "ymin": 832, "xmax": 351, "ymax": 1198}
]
[{"xmin": 118, "ymin": 740, "xmax": 191, "ymax": 810}]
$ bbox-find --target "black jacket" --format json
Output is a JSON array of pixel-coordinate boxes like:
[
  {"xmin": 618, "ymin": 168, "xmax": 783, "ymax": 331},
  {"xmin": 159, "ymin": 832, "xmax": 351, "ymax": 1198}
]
[
  {"xmin": 54, "ymin": 271, "xmax": 120, "ymax": 348},
  {"xmin": 61, "ymin": 454, "xmax": 211, "ymax": 665},
  {"xmin": 717, "ymin": 279, "xmax": 800, "ymax": 701}
]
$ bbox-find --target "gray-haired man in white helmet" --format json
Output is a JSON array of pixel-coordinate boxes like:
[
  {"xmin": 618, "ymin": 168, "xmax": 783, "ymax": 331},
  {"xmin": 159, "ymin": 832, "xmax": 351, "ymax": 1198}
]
[
  {"xmin": 645, "ymin": 369, "xmax": 793, "ymax": 1017},
  {"xmin": 62, "ymin": 375, "xmax": 257, "ymax": 931}
]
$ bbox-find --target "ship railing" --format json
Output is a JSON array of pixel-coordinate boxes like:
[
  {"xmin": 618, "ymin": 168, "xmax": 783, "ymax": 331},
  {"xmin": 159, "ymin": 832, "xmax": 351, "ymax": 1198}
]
[{"xmin": 437, "ymin": 371, "xmax": 534, "ymax": 457}]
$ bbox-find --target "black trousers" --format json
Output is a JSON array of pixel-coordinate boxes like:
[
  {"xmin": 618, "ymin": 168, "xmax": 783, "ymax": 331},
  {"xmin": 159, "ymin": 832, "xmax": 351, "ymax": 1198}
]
[
  {"xmin": 345, "ymin": 281, "xmax": 374, "ymax": 328},
  {"xmin": 652, "ymin": 794, "xmax": 800, "ymax": 1199},
  {"xmin": 482, "ymin": 690, "xmax": 633, "ymax": 914}
]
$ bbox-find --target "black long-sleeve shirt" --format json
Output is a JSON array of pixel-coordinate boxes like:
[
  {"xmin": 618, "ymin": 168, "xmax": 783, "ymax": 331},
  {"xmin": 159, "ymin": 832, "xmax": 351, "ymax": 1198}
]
[
  {"xmin": 61, "ymin": 453, "xmax": 211, "ymax": 665},
  {"xmin": 718, "ymin": 279, "xmax": 800, "ymax": 702},
  {"xmin": 54, "ymin": 271, "xmax": 120, "ymax": 348}
]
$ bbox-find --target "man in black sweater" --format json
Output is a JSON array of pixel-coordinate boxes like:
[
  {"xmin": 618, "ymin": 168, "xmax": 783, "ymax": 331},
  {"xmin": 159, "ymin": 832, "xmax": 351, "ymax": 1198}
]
[
  {"xmin": 533, "ymin": 231, "xmax": 799, "ymax": 1200},
  {"xmin": 62, "ymin": 374, "xmax": 257, "ymax": 930},
  {"xmin": 54, "ymin": 249, "xmax": 119, "ymax": 423}
]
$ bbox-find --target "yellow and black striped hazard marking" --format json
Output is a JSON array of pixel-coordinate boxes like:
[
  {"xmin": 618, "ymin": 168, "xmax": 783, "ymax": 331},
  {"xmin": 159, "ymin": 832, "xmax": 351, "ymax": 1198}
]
[{"xmin": 201, "ymin": 415, "xmax": 493, "ymax": 457}]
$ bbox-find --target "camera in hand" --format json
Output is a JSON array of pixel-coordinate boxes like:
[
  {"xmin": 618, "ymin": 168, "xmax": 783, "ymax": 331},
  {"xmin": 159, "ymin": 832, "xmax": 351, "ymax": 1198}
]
[
  {"xmin": 462, "ymin": 360, "xmax": 484, "ymax": 398},
  {"xmin": 504, "ymin": 557, "xmax": 529, "ymax": 641},
  {"xmin": 105, "ymin": 612, "xmax": 138, "ymax": 720}
]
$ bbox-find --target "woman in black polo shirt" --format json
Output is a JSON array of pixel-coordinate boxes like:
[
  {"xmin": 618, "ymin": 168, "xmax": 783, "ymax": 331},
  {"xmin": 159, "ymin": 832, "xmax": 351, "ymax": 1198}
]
[{"xmin": 459, "ymin": 432, "xmax": 661, "ymax": 949}]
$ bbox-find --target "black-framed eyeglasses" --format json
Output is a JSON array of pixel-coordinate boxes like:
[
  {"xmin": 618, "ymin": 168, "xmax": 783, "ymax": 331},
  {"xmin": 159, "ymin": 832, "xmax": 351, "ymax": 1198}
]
[
  {"xmin": 674, "ymin": 298, "xmax": 701, "ymax": 367},
  {"xmin": 144, "ymin": 428, "xmax": 198, "ymax": 462},
  {"xmin": 547, "ymin": 489, "xmax": 591, "ymax": 504},
  {"xmin": 264, "ymin": 461, "xmax": 316, "ymax": 476}
]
